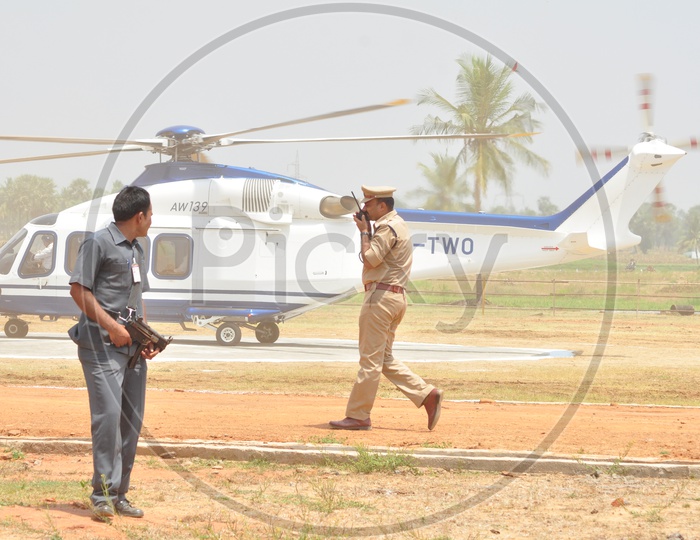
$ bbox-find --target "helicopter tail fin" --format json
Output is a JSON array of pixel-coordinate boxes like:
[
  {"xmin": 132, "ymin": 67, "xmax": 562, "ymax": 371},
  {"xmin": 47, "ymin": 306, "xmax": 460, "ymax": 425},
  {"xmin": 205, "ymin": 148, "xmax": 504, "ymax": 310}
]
[{"xmin": 556, "ymin": 139, "xmax": 685, "ymax": 251}]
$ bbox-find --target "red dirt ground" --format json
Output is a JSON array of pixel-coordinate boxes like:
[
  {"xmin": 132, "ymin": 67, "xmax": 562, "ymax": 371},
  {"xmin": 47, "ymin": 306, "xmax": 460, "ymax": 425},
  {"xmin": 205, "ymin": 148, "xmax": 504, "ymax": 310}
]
[{"xmin": 3, "ymin": 386, "xmax": 699, "ymax": 460}]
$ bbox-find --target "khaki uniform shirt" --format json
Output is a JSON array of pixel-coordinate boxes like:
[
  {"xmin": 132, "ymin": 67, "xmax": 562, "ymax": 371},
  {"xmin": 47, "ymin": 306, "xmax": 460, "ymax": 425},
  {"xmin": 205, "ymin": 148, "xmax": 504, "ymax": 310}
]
[{"xmin": 362, "ymin": 210, "xmax": 412, "ymax": 288}]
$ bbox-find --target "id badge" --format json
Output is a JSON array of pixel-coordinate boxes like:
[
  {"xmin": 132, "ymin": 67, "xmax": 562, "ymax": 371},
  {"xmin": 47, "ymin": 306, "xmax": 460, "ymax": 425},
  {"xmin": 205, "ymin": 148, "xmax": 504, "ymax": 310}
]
[{"xmin": 131, "ymin": 258, "xmax": 141, "ymax": 283}]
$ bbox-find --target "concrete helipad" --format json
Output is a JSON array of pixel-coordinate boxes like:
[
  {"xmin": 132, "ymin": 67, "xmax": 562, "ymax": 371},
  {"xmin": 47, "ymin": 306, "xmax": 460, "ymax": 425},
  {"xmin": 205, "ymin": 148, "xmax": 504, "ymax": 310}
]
[{"xmin": 0, "ymin": 333, "xmax": 577, "ymax": 362}]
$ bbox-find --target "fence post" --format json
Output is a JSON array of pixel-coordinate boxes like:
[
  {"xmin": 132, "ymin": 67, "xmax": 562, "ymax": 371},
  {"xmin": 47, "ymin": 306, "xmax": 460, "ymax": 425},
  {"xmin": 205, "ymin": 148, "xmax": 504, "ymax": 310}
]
[
  {"xmin": 552, "ymin": 279, "xmax": 556, "ymax": 316},
  {"xmin": 476, "ymin": 273, "xmax": 484, "ymax": 308},
  {"xmin": 636, "ymin": 278, "xmax": 640, "ymax": 316}
]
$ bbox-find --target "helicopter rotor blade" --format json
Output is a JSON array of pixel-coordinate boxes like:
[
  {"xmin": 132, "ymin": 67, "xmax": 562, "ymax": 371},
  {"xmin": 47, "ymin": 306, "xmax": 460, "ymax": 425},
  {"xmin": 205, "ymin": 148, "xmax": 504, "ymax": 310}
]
[
  {"xmin": 202, "ymin": 98, "xmax": 412, "ymax": 144},
  {"xmin": 575, "ymin": 145, "xmax": 630, "ymax": 164},
  {"xmin": 668, "ymin": 136, "xmax": 700, "ymax": 151},
  {"xmin": 637, "ymin": 73, "xmax": 654, "ymax": 134},
  {"xmin": 0, "ymin": 146, "xmax": 146, "ymax": 165},
  {"xmin": 0, "ymin": 134, "xmax": 167, "ymax": 151},
  {"xmin": 652, "ymin": 181, "xmax": 672, "ymax": 223},
  {"xmin": 215, "ymin": 132, "xmax": 539, "ymax": 147}
]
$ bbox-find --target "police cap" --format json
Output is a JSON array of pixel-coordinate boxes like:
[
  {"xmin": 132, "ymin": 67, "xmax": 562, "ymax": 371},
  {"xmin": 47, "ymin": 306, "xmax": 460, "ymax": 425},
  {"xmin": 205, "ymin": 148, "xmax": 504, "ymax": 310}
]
[{"xmin": 360, "ymin": 185, "xmax": 396, "ymax": 203}]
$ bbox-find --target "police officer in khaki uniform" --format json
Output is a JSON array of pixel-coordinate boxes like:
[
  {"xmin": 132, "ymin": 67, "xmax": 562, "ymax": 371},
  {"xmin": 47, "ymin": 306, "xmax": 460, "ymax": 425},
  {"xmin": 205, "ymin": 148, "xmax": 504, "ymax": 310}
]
[{"xmin": 330, "ymin": 185, "xmax": 443, "ymax": 431}]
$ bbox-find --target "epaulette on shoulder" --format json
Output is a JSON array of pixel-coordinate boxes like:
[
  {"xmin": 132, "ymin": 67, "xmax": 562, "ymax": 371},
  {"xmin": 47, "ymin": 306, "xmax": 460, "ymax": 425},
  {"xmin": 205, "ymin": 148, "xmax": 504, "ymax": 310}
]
[{"xmin": 376, "ymin": 223, "xmax": 398, "ymax": 248}]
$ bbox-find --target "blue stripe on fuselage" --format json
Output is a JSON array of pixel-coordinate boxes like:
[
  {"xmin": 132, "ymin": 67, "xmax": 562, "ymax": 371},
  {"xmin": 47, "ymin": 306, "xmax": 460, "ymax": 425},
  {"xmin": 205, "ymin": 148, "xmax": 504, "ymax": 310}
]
[
  {"xmin": 131, "ymin": 161, "xmax": 323, "ymax": 189},
  {"xmin": 0, "ymin": 283, "xmax": 340, "ymax": 299},
  {"xmin": 398, "ymin": 156, "xmax": 629, "ymax": 230},
  {"xmin": 0, "ymin": 294, "xmax": 309, "ymax": 323}
]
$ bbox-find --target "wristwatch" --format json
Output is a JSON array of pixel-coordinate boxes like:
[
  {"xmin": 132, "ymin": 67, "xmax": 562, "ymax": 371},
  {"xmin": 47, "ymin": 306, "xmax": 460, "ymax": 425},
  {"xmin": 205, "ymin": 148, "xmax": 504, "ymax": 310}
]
[{"xmin": 360, "ymin": 232, "xmax": 370, "ymax": 237}]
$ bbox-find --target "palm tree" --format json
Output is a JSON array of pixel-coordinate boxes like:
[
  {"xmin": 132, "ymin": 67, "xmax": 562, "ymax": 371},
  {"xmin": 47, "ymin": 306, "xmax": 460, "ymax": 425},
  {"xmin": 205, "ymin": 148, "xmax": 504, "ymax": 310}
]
[
  {"xmin": 408, "ymin": 151, "xmax": 472, "ymax": 212},
  {"xmin": 412, "ymin": 54, "xmax": 549, "ymax": 211}
]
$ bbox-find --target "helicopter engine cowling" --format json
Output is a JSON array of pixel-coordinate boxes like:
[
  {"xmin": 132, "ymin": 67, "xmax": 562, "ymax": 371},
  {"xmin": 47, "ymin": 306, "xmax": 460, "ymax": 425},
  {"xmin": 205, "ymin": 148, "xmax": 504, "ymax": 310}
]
[{"xmin": 319, "ymin": 195, "xmax": 356, "ymax": 218}]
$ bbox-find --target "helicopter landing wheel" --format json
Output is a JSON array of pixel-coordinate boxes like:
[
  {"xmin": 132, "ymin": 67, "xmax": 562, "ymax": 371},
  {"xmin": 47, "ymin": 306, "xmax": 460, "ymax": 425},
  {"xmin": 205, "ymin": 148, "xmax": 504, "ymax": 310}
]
[
  {"xmin": 39, "ymin": 315, "xmax": 59, "ymax": 322},
  {"xmin": 255, "ymin": 321, "xmax": 280, "ymax": 344},
  {"xmin": 5, "ymin": 318, "xmax": 29, "ymax": 338},
  {"xmin": 216, "ymin": 323, "xmax": 241, "ymax": 346}
]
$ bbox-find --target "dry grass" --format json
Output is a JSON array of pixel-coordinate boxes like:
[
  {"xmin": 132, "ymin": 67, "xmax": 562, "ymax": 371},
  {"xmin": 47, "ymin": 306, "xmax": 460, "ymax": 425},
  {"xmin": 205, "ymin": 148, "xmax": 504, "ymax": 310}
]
[
  {"xmin": 3, "ymin": 306, "xmax": 699, "ymax": 405},
  {"xmin": 1, "ymin": 450, "xmax": 699, "ymax": 540}
]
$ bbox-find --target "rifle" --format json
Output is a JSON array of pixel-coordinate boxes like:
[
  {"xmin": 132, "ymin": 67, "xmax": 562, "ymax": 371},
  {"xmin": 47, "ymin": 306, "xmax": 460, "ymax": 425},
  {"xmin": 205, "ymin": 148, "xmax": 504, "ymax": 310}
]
[{"xmin": 120, "ymin": 308, "xmax": 173, "ymax": 368}]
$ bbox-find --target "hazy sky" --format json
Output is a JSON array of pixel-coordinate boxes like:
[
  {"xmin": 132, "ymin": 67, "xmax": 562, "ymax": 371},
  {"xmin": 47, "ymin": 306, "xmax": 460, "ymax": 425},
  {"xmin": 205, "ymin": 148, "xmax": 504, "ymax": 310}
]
[{"xmin": 2, "ymin": 0, "xmax": 699, "ymax": 213}]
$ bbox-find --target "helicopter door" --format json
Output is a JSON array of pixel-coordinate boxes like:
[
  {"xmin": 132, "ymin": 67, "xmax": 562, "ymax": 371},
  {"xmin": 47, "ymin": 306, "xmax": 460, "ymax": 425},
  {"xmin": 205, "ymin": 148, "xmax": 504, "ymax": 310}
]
[{"xmin": 196, "ymin": 217, "xmax": 257, "ymax": 307}]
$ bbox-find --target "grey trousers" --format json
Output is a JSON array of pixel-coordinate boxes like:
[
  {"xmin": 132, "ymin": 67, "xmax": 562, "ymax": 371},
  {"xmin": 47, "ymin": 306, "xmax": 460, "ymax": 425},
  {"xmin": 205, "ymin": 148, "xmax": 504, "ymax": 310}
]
[{"xmin": 78, "ymin": 346, "xmax": 147, "ymax": 505}]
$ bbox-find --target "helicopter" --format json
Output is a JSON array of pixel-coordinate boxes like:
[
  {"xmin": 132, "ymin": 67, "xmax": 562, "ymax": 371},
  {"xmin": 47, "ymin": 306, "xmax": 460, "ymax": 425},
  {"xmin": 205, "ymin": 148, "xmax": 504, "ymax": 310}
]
[{"xmin": 0, "ymin": 100, "xmax": 686, "ymax": 345}]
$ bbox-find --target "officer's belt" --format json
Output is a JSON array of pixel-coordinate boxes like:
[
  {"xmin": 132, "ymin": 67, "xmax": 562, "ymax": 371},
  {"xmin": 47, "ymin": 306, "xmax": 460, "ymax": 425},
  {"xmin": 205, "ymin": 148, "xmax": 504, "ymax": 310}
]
[{"xmin": 364, "ymin": 282, "xmax": 405, "ymax": 294}]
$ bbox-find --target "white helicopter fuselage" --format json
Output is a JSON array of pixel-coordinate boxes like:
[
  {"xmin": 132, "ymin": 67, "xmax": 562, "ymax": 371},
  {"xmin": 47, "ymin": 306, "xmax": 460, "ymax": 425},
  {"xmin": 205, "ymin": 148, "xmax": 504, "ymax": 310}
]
[{"xmin": 0, "ymin": 138, "xmax": 685, "ymax": 343}]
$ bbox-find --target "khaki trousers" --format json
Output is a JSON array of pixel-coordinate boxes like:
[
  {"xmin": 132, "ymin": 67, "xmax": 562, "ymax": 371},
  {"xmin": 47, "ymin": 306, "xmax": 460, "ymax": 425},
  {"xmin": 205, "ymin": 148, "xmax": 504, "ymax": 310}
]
[{"xmin": 345, "ymin": 288, "xmax": 433, "ymax": 420}]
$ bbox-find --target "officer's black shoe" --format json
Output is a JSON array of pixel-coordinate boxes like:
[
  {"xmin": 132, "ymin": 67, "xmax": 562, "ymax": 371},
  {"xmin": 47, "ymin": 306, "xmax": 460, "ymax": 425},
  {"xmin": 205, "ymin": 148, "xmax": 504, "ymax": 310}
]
[
  {"xmin": 91, "ymin": 502, "xmax": 115, "ymax": 521},
  {"xmin": 115, "ymin": 499, "xmax": 144, "ymax": 518}
]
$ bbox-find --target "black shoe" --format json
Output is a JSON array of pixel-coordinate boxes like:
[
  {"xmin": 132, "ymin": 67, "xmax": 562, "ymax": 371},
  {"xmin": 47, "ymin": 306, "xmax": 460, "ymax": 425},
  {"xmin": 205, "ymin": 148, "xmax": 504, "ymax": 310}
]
[
  {"xmin": 91, "ymin": 502, "xmax": 115, "ymax": 521},
  {"xmin": 115, "ymin": 499, "xmax": 144, "ymax": 518}
]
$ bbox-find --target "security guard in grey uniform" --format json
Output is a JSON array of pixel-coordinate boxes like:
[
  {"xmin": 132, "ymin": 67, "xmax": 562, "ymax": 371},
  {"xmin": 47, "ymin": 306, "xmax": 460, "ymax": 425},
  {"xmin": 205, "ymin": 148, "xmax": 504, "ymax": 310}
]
[
  {"xmin": 69, "ymin": 186, "xmax": 160, "ymax": 520},
  {"xmin": 330, "ymin": 185, "xmax": 443, "ymax": 431}
]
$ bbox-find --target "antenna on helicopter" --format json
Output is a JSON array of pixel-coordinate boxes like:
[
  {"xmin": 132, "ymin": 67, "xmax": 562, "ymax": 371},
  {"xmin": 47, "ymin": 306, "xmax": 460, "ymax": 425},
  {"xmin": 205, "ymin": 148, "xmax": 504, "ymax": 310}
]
[{"xmin": 288, "ymin": 151, "xmax": 302, "ymax": 179}]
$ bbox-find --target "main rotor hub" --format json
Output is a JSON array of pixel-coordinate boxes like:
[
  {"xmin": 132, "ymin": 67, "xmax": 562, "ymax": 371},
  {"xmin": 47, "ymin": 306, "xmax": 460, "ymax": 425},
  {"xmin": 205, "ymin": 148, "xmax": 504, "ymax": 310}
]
[
  {"xmin": 155, "ymin": 125, "xmax": 207, "ymax": 161},
  {"xmin": 156, "ymin": 125, "xmax": 206, "ymax": 141}
]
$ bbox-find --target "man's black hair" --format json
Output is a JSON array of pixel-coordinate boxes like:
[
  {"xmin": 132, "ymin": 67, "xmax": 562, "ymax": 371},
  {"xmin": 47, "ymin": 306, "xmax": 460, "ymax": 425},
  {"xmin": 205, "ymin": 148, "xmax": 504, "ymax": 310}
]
[
  {"xmin": 377, "ymin": 197, "xmax": 395, "ymax": 211},
  {"xmin": 113, "ymin": 186, "xmax": 151, "ymax": 222}
]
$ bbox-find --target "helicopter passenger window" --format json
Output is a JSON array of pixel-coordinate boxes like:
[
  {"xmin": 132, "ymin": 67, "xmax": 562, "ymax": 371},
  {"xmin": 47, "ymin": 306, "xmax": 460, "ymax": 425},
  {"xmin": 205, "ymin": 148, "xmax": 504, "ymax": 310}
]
[
  {"xmin": 65, "ymin": 232, "xmax": 90, "ymax": 275},
  {"xmin": 153, "ymin": 234, "xmax": 192, "ymax": 279},
  {"xmin": 0, "ymin": 228, "xmax": 28, "ymax": 275},
  {"xmin": 64, "ymin": 233, "xmax": 148, "ymax": 276},
  {"xmin": 19, "ymin": 232, "xmax": 57, "ymax": 277}
]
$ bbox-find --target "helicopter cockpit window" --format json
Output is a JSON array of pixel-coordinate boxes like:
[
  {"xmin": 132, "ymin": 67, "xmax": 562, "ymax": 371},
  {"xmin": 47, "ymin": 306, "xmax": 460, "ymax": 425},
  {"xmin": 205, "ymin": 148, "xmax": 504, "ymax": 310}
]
[
  {"xmin": 153, "ymin": 234, "xmax": 192, "ymax": 279},
  {"xmin": 19, "ymin": 232, "xmax": 57, "ymax": 278},
  {"xmin": 0, "ymin": 228, "xmax": 28, "ymax": 275}
]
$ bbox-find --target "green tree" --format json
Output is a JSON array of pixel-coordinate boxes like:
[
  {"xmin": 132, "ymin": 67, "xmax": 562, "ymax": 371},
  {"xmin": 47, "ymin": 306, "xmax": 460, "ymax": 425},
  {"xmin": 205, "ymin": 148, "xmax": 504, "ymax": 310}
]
[
  {"xmin": 59, "ymin": 178, "xmax": 94, "ymax": 208},
  {"xmin": 0, "ymin": 175, "xmax": 59, "ymax": 239},
  {"xmin": 629, "ymin": 203, "xmax": 658, "ymax": 254},
  {"xmin": 678, "ymin": 206, "xmax": 700, "ymax": 264},
  {"xmin": 537, "ymin": 196, "xmax": 559, "ymax": 216},
  {"xmin": 655, "ymin": 203, "xmax": 681, "ymax": 250},
  {"xmin": 629, "ymin": 202, "xmax": 681, "ymax": 253},
  {"xmin": 111, "ymin": 180, "xmax": 125, "ymax": 193},
  {"xmin": 59, "ymin": 178, "xmax": 125, "ymax": 210},
  {"xmin": 407, "ymin": 151, "xmax": 472, "ymax": 211},
  {"xmin": 412, "ymin": 54, "xmax": 550, "ymax": 211}
]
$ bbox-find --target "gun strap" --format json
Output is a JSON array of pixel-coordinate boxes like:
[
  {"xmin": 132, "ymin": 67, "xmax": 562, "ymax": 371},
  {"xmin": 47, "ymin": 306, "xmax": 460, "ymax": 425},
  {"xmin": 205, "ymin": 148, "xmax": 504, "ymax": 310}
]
[
  {"xmin": 126, "ymin": 247, "xmax": 143, "ymax": 315},
  {"xmin": 126, "ymin": 280, "xmax": 142, "ymax": 315}
]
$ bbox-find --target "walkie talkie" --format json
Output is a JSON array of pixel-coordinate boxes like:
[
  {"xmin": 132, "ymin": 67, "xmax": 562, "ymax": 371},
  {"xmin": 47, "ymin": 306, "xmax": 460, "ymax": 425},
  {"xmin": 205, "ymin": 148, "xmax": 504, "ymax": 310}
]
[{"xmin": 351, "ymin": 191, "xmax": 370, "ymax": 224}]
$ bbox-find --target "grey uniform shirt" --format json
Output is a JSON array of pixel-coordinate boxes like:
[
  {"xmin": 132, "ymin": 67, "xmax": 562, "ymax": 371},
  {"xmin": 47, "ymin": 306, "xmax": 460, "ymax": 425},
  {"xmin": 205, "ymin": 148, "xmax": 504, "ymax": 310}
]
[{"xmin": 68, "ymin": 222, "xmax": 149, "ymax": 353}]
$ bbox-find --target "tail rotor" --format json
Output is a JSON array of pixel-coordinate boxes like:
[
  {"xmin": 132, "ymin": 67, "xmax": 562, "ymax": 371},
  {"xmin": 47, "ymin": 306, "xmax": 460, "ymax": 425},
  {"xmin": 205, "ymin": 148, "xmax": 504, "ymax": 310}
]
[{"xmin": 579, "ymin": 73, "xmax": 696, "ymax": 223}]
